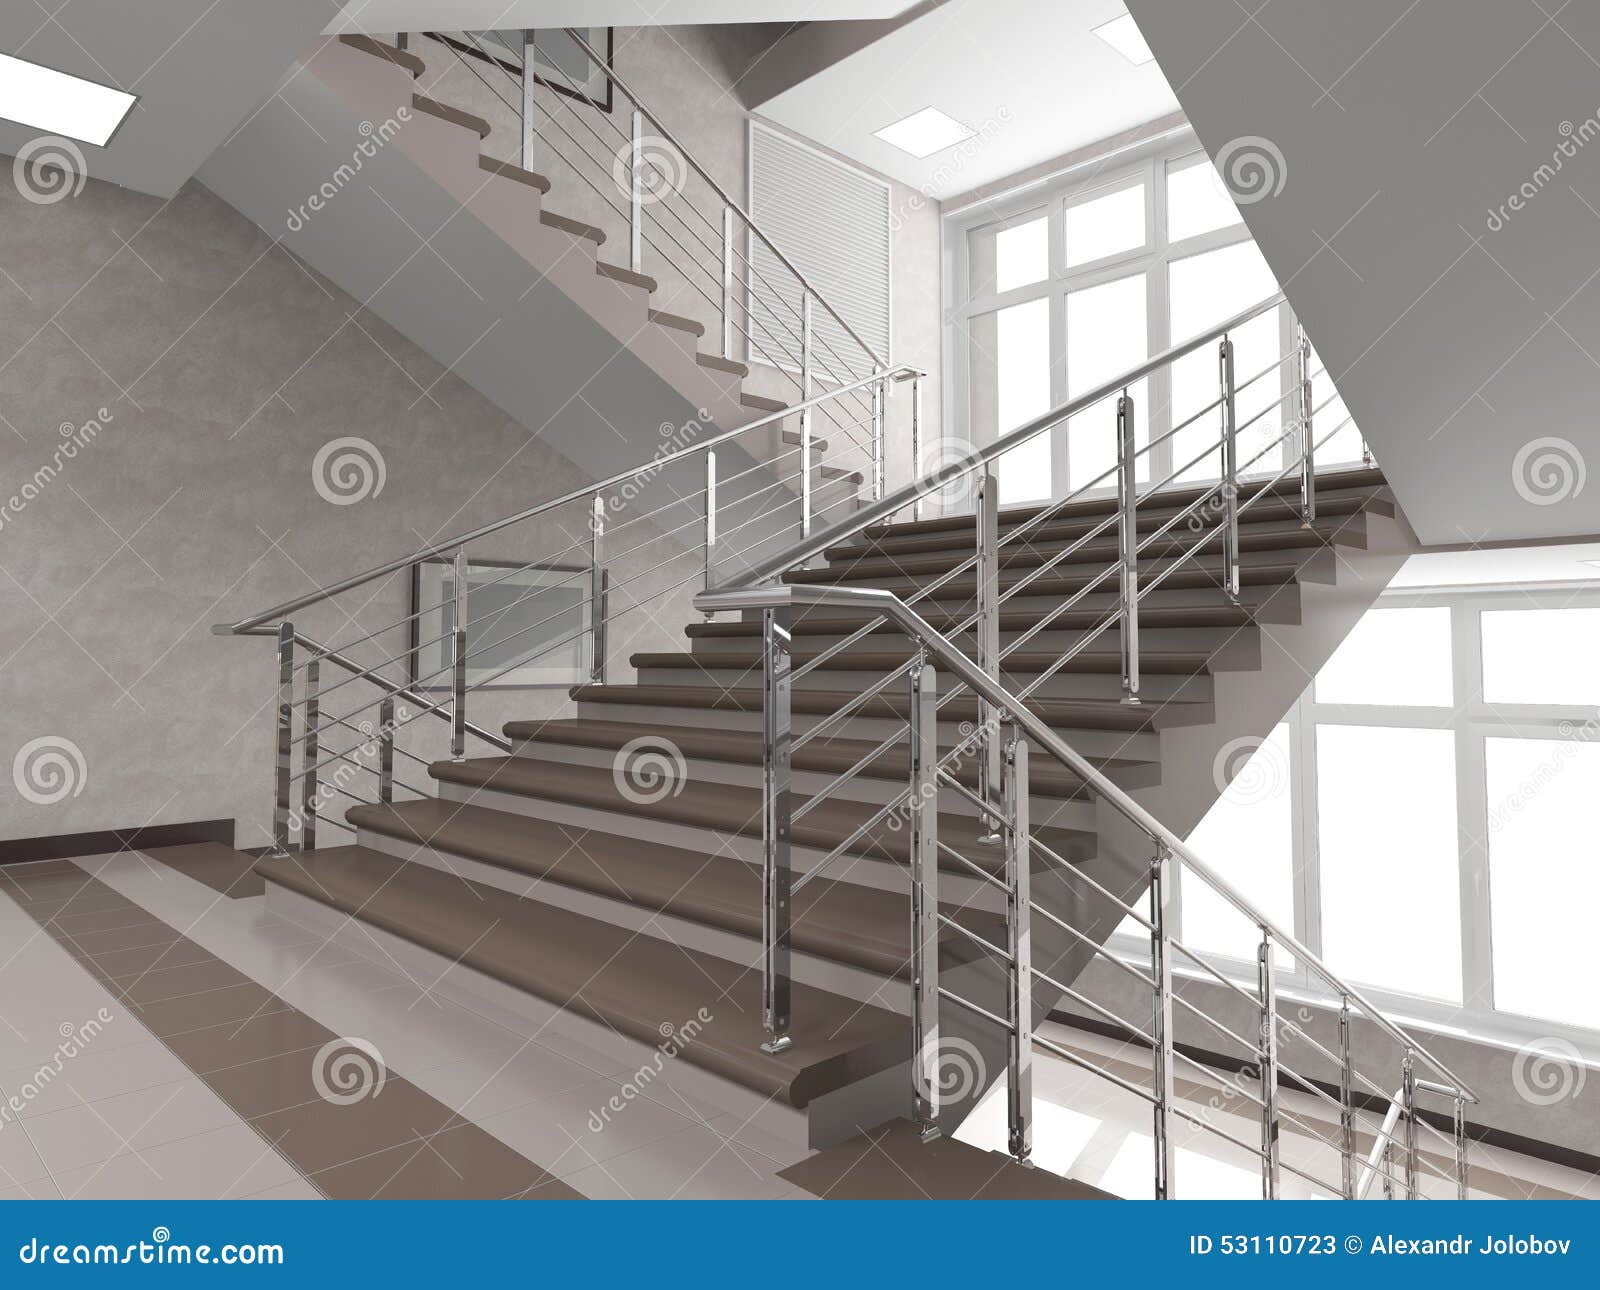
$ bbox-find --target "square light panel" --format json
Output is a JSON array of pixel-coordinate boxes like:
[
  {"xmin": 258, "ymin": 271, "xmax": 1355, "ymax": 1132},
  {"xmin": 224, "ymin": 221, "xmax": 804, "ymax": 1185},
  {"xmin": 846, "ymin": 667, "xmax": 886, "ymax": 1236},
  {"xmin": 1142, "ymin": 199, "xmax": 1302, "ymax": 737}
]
[
  {"xmin": 1093, "ymin": 13, "xmax": 1155, "ymax": 66},
  {"xmin": 873, "ymin": 106, "xmax": 974, "ymax": 159},
  {"xmin": 0, "ymin": 52, "xmax": 137, "ymax": 146}
]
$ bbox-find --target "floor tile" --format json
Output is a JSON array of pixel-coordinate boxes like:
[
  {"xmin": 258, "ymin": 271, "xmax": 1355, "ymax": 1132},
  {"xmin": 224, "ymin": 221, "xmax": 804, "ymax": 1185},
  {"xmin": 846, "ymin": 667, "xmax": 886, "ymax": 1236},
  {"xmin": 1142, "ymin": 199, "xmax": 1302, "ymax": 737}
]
[
  {"xmin": 52, "ymin": 1122, "xmax": 302, "ymax": 1200},
  {"xmin": 563, "ymin": 1120, "xmax": 796, "ymax": 1200},
  {"xmin": 308, "ymin": 1119, "xmax": 580, "ymax": 1199}
]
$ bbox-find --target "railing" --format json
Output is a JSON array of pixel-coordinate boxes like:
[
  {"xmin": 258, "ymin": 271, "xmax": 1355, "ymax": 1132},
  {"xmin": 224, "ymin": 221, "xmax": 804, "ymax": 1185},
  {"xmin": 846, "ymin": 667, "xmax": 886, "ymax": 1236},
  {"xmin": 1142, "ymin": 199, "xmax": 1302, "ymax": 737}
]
[{"xmin": 398, "ymin": 27, "xmax": 889, "ymax": 511}]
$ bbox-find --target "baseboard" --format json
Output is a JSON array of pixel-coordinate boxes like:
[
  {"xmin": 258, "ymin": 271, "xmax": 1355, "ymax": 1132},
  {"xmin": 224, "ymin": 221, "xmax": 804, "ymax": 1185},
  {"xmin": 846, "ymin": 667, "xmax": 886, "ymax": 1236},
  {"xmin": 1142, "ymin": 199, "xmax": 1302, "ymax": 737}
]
[{"xmin": 0, "ymin": 818, "xmax": 234, "ymax": 865}]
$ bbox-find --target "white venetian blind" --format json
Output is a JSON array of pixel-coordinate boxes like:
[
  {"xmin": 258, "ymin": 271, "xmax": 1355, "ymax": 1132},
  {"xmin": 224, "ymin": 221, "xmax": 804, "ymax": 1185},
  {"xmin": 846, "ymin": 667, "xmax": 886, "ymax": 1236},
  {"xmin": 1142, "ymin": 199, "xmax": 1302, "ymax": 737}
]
[{"xmin": 747, "ymin": 122, "xmax": 891, "ymax": 379}]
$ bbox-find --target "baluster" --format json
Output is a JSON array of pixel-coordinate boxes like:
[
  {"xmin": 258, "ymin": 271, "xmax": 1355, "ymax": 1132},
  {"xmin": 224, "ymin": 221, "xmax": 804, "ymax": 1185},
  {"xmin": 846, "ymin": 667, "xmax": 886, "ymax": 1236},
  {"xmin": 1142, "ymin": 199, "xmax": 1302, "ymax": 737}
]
[
  {"xmin": 1382, "ymin": 1140, "xmax": 1395, "ymax": 1199},
  {"xmin": 590, "ymin": 496, "xmax": 607, "ymax": 684},
  {"xmin": 1338, "ymin": 994, "xmax": 1356, "ymax": 1199},
  {"xmin": 1004, "ymin": 727, "xmax": 1032, "ymax": 1165},
  {"xmin": 629, "ymin": 108, "xmax": 644, "ymax": 273},
  {"xmin": 721, "ymin": 206, "xmax": 735, "ymax": 361},
  {"xmin": 908, "ymin": 656, "xmax": 940, "ymax": 1140},
  {"xmin": 1258, "ymin": 929, "xmax": 1281, "ymax": 1199},
  {"xmin": 974, "ymin": 471, "xmax": 1002, "ymax": 842},
  {"xmin": 377, "ymin": 696, "xmax": 394, "ymax": 804},
  {"xmin": 800, "ymin": 292, "xmax": 813, "ymax": 537},
  {"xmin": 1401, "ymin": 1049, "xmax": 1419, "ymax": 1198},
  {"xmin": 270, "ymin": 622, "xmax": 295, "ymax": 858},
  {"xmin": 1150, "ymin": 842, "xmax": 1174, "ymax": 1198},
  {"xmin": 1297, "ymin": 323, "xmax": 1315, "ymax": 527},
  {"xmin": 703, "ymin": 448, "xmax": 717, "ymax": 602},
  {"xmin": 301, "ymin": 656, "xmax": 320, "ymax": 852},
  {"xmin": 1219, "ymin": 335, "xmax": 1240, "ymax": 601},
  {"xmin": 871, "ymin": 371, "xmax": 885, "ymax": 502},
  {"xmin": 911, "ymin": 373, "xmax": 924, "ymax": 520},
  {"xmin": 450, "ymin": 545, "xmax": 468, "ymax": 762},
  {"xmin": 1453, "ymin": 1092, "xmax": 1469, "ymax": 1200},
  {"xmin": 1117, "ymin": 390, "xmax": 1140, "ymax": 704},
  {"xmin": 760, "ymin": 606, "xmax": 793, "ymax": 1054},
  {"xmin": 520, "ymin": 33, "xmax": 536, "ymax": 171}
]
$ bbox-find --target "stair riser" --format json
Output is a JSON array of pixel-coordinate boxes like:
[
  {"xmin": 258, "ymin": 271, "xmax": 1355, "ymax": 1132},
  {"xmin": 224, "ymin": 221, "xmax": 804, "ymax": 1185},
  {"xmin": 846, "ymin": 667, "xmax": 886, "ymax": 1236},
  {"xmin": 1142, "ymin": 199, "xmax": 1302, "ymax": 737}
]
[
  {"xmin": 501, "ymin": 738, "xmax": 1101, "ymax": 830},
  {"xmin": 568, "ymin": 698, "xmax": 1168, "ymax": 761},
  {"xmin": 353, "ymin": 830, "xmax": 910, "ymax": 1010},
  {"xmin": 431, "ymin": 777, "xmax": 1010, "ymax": 908}
]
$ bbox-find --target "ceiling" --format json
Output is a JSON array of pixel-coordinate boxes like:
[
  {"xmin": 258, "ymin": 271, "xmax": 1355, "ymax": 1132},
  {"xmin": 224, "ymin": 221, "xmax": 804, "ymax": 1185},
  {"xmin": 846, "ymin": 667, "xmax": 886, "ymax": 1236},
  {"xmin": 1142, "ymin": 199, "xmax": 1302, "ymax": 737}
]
[
  {"xmin": 1128, "ymin": 0, "xmax": 1600, "ymax": 546},
  {"xmin": 0, "ymin": 1, "xmax": 338, "ymax": 199},
  {"xmin": 753, "ymin": 0, "xmax": 1180, "ymax": 200},
  {"xmin": 327, "ymin": 2, "xmax": 918, "ymax": 30}
]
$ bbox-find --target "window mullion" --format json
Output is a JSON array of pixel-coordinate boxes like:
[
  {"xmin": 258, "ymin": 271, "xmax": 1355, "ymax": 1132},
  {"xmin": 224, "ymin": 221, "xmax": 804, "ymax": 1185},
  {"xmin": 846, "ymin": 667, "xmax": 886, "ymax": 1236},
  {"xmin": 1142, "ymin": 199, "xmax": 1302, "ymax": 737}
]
[{"xmin": 1454, "ymin": 599, "xmax": 1495, "ymax": 1014}]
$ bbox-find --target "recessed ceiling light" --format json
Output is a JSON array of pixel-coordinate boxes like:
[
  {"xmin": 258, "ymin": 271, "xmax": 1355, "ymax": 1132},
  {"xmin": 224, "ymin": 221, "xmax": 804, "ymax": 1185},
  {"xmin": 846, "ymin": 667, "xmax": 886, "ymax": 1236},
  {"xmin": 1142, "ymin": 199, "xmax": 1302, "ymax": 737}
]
[
  {"xmin": 873, "ymin": 107, "xmax": 974, "ymax": 159},
  {"xmin": 0, "ymin": 53, "xmax": 137, "ymax": 147},
  {"xmin": 1093, "ymin": 13, "xmax": 1155, "ymax": 66}
]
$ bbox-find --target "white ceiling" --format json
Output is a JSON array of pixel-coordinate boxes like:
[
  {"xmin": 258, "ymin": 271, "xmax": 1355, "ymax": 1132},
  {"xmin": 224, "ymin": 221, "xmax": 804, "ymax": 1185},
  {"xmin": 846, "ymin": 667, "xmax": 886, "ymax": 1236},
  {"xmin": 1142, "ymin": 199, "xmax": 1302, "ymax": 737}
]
[
  {"xmin": 754, "ymin": 0, "xmax": 1179, "ymax": 200},
  {"xmin": 327, "ymin": 2, "xmax": 918, "ymax": 31},
  {"xmin": 0, "ymin": 1, "xmax": 339, "ymax": 199}
]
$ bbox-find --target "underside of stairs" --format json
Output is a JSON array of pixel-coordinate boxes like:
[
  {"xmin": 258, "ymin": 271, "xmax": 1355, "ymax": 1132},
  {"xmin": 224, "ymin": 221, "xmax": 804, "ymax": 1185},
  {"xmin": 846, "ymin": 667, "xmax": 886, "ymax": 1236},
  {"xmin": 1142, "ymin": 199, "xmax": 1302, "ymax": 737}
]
[{"xmin": 258, "ymin": 465, "xmax": 1418, "ymax": 1181}]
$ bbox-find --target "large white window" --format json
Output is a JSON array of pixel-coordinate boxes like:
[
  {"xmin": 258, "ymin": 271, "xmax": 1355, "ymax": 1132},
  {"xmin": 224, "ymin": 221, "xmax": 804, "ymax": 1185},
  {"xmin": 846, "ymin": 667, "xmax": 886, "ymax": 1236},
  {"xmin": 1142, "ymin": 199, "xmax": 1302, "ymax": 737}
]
[{"xmin": 949, "ymin": 133, "xmax": 1368, "ymax": 507}]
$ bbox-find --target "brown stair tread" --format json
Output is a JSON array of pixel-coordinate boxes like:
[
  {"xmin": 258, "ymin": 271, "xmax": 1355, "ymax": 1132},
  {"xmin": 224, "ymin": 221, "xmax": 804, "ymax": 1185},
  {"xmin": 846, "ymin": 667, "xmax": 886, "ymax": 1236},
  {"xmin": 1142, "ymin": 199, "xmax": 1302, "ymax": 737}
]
[
  {"xmin": 259, "ymin": 846, "xmax": 903, "ymax": 1108},
  {"xmin": 865, "ymin": 467, "xmax": 1388, "ymax": 540},
  {"xmin": 478, "ymin": 155, "xmax": 551, "ymax": 192},
  {"xmin": 688, "ymin": 602, "xmax": 1260, "ymax": 639},
  {"xmin": 500, "ymin": 718, "xmax": 1160, "ymax": 795},
  {"xmin": 412, "ymin": 94, "xmax": 490, "ymax": 138},
  {"xmin": 568, "ymin": 683, "xmax": 1207, "ymax": 733},
  {"xmin": 787, "ymin": 558, "xmax": 1321, "ymax": 602},
  {"xmin": 428, "ymin": 756, "xmax": 1099, "ymax": 872},
  {"xmin": 346, "ymin": 798, "xmax": 1001, "ymax": 979},
  {"xmin": 648, "ymin": 308, "xmax": 705, "ymax": 336},
  {"xmin": 697, "ymin": 352, "xmax": 749, "ymax": 377},
  {"xmin": 632, "ymin": 648, "xmax": 1215, "ymax": 679},
  {"xmin": 338, "ymin": 34, "xmax": 425, "ymax": 77},
  {"xmin": 596, "ymin": 261, "xmax": 656, "ymax": 290},
  {"xmin": 741, "ymin": 391, "xmax": 788, "ymax": 413},
  {"xmin": 540, "ymin": 209, "xmax": 605, "ymax": 244}
]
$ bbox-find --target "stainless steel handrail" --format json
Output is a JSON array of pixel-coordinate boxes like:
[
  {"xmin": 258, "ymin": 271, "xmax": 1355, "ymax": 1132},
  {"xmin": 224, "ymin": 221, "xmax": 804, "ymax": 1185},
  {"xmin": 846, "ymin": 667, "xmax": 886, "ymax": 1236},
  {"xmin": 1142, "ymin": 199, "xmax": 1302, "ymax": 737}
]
[
  {"xmin": 211, "ymin": 367, "xmax": 919, "ymax": 635},
  {"xmin": 692, "ymin": 579, "xmax": 1478, "ymax": 1105}
]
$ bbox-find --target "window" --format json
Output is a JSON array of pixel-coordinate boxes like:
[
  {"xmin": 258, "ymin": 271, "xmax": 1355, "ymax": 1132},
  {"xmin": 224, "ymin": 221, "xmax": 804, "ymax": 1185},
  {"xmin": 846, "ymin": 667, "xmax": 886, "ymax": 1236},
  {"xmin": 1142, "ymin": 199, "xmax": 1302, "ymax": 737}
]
[
  {"xmin": 1315, "ymin": 606, "xmax": 1453, "ymax": 706},
  {"xmin": 950, "ymin": 135, "xmax": 1370, "ymax": 508},
  {"xmin": 1482, "ymin": 607, "xmax": 1600, "ymax": 706}
]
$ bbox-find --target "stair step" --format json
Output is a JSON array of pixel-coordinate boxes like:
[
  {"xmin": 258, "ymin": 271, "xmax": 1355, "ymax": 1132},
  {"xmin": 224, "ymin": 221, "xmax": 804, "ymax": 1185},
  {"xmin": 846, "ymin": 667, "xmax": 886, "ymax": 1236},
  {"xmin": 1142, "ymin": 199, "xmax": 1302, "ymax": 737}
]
[
  {"xmin": 781, "ymin": 428, "xmax": 833, "ymax": 453},
  {"xmin": 539, "ymin": 209, "xmax": 605, "ymax": 244},
  {"xmin": 428, "ymin": 756, "xmax": 1099, "ymax": 872},
  {"xmin": 477, "ymin": 155, "xmax": 550, "ymax": 192},
  {"xmin": 346, "ymin": 798, "xmax": 1002, "ymax": 980},
  {"xmin": 741, "ymin": 391, "xmax": 789, "ymax": 413},
  {"xmin": 259, "ymin": 847, "xmax": 904, "ymax": 1109},
  {"xmin": 630, "ymin": 648, "xmax": 1215, "ymax": 678},
  {"xmin": 569, "ymin": 684, "xmax": 1207, "ymax": 733},
  {"xmin": 596, "ymin": 260, "xmax": 656, "ymax": 291},
  {"xmin": 688, "ymin": 602, "xmax": 1258, "ymax": 640},
  {"xmin": 500, "ymin": 718, "xmax": 1160, "ymax": 796},
  {"xmin": 649, "ymin": 309, "xmax": 705, "ymax": 337},
  {"xmin": 697, "ymin": 352, "xmax": 749, "ymax": 377},
  {"xmin": 337, "ymin": 34, "xmax": 425, "ymax": 77},
  {"xmin": 411, "ymin": 94, "xmax": 490, "ymax": 138}
]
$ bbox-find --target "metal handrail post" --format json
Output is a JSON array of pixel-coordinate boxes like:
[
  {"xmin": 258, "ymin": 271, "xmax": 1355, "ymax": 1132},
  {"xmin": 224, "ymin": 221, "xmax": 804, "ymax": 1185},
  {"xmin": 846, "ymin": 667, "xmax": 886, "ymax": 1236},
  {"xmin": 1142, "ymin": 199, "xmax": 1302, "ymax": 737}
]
[
  {"xmin": 909, "ymin": 658, "xmax": 940, "ymax": 1140},
  {"xmin": 1150, "ymin": 844, "xmax": 1175, "ymax": 1198},
  {"xmin": 1004, "ymin": 728, "xmax": 1032, "ymax": 1165},
  {"xmin": 760, "ymin": 606, "xmax": 794, "ymax": 1054},
  {"xmin": 1258, "ymin": 930, "xmax": 1281, "ymax": 1198},
  {"xmin": 1219, "ymin": 336, "xmax": 1240, "ymax": 600},
  {"xmin": 1117, "ymin": 391, "xmax": 1140, "ymax": 704},
  {"xmin": 270, "ymin": 622, "xmax": 295, "ymax": 858}
]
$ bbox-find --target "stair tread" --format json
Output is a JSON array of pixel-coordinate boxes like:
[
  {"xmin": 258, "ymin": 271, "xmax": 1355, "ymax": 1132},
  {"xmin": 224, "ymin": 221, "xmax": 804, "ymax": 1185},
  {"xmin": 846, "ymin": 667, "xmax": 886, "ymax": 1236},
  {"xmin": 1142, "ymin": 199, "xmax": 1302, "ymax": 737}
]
[
  {"xmin": 337, "ymin": 34, "xmax": 425, "ymax": 77},
  {"xmin": 569, "ymin": 683, "xmax": 1206, "ymax": 732},
  {"xmin": 411, "ymin": 94, "xmax": 490, "ymax": 138},
  {"xmin": 429, "ymin": 756, "xmax": 1099, "ymax": 870},
  {"xmin": 540, "ymin": 209, "xmax": 605, "ymax": 244},
  {"xmin": 631, "ymin": 648, "xmax": 1215, "ymax": 677},
  {"xmin": 259, "ymin": 846, "xmax": 904, "ymax": 1108},
  {"xmin": 648, "ymin": 308, "xmax": 705, "ymax": 336},
  {"xmin": 697, "ymin": 352, "xmax": 749, "ymax": 377},
  {"xmin": 347, "ymin": 798, "xmax": 1002, "ymax": 979},
  {"xmin": 500, "ymin": 717, "xmax": 1160, "ymax": 794},
  {"xmin": 596, "ymin": 260, "xmax": 656, "ymax": 290},
  {"xmin": 741, "ymin": 391, "xmax": 788, "ymax": 413},
  {"xmin": 477, "ymin": 155, "xmax": 551, "ymax": 192},
  {"xmin": 687, "ymin": 603, "xmax": 1259, "ymax": 638},
  {"xmin": 790, "ymin": 558, "xmax": 1319, "ymax": 602}
]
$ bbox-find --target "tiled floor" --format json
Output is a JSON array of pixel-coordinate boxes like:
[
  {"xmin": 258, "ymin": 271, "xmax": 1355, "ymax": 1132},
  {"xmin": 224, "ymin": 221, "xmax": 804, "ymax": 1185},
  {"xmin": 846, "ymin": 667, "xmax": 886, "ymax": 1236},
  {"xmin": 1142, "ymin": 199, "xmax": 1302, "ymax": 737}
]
[{"xmin": 0, "ymin": 847, "xmax": 1589, "ymax": 1200}]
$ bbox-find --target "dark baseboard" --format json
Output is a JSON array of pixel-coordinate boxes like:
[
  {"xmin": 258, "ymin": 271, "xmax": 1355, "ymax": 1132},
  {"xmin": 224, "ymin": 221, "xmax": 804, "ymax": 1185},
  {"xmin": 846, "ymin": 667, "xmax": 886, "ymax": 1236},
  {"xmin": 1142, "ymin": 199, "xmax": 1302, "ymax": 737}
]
[
  {"xmin": 0, "ymin": 818, "xmax": 234, "ymax": 866},
  {"xmin": 1048, "ymin": 1008, "xmax": 1600, "ymax": 1179}
]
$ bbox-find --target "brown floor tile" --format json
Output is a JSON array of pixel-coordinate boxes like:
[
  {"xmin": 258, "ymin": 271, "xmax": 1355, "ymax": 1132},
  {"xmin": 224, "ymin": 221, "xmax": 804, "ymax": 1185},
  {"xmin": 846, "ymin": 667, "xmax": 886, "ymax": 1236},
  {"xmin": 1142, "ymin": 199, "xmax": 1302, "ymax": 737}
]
[
  {"xmin": 200, "ymin": 1044, "xmax": 353, "ymax": 1119},
  {"xmin": 108, "ymin": 958, "xmax": 254, "ymax": 1006},
  {"xmin": 162, "ymin": 1009, "xmax": 336, "ymax": 1076},
  {"xmin": 37, "ymin": 905, "xmax": 169, "ymax": 935},
  {"xmin": 248, "ymin": 1079, "xmax": 467, "ymax": 1175},
  {"xmin": 61, "ymin": 921, "xmax": 188, "ymax": 955},
  {"xmin": 131, "ymin": 981, "xmax": 295, "ymax": 1035},
  {"xmin": 310, "ymin": 1119, "xmax": 581, "ymax": 1199},
  {"xmin": 140, "ymin": 844, "xmax": 266, "ymax": 899},
  {"xmin": 71, "ymin": 936, "xmax": 218, "ymax": 979}
]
